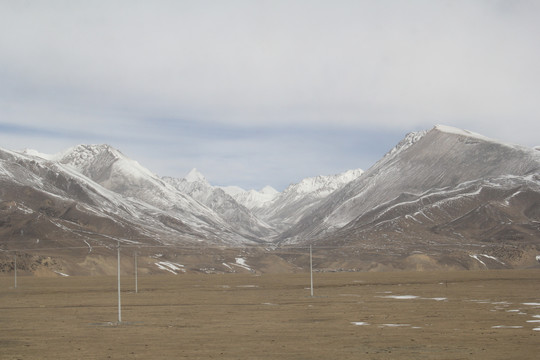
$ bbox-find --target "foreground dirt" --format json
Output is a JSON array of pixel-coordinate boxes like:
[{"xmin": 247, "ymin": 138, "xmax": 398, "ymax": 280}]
[{"xmin": 1, "ymin": 270, "xmax": 540, "ymax": 359}]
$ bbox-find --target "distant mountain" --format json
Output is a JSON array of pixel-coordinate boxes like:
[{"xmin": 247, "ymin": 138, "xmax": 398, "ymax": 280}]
[
  {"xmin": 1, "ymin": 124, "xmax": 539, "ymax": 274},
  {"xmin": 223, "ymin": 185, "xmax": 279, "ymax": 210},
  {"xmin": 163, "ymin": 169, "xmax": 276, "ymax": 241},
  {"xmin": 55, "ymin": 145, "xmax": 247, "ymax": 242},
  {"xmin": 277, "ymin": 125, "xmax": 540, "ymax": 268},
  {"xmin": 1, "ymin": 145, "xmax": 258, "ymax": 249},
  {"xmin": 257, "ymin": 169, "xmax": 364, "ymax": 233},
  {"xmin": 0, "ymin": 147, "xmax": 168, "ymax": 255}
]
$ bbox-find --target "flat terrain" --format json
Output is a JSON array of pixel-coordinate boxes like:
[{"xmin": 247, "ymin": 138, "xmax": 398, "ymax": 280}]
[{"xmin": 1, "ymin": 270, "xmax": 540, "ymax": 359}]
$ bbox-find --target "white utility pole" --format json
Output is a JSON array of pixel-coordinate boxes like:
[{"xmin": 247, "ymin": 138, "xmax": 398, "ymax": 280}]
[
  {"xmin": 14, "ymin": 253, "xmax": 17, "ymax": 289},
  {"xmin": 310, "ymin": 245, "xmax": 314, "ymax": 297},
  {"xmin": 117, "ymin": 242, "xmax": 122, "ymax": 323},
  {"xmin": 134, "ymin": 251, "xmax": 138, "ymax": 294}
]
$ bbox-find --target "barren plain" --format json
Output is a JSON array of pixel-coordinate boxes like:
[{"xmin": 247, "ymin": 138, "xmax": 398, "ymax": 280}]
[{"xmin": 1, "ymin": 270, "xmax": 540, "ymax": 359}]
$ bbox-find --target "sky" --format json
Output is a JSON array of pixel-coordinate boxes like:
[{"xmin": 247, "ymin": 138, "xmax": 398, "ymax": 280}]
[{"xmin": 1, "ymin": 0, "xmax": 539, "ymax": 191}]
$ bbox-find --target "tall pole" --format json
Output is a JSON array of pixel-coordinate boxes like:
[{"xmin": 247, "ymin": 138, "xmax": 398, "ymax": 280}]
[
  {"xmin": 134, "ymin": 251, "xmax": 138, "ymax": 294},
  {"xmin": 117, "ymin": 241, "xmax": 122, "ymax": 323},
  {"xmin": 310, "ymin": 245, "xmax": 314, "ymax": 297},
  {"xmin": 14, "ymin": 253, "xmax": 17, "ymax": 289}
]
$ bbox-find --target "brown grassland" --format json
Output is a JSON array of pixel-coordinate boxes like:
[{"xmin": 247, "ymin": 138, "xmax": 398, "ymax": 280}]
[{"xmin": 1, "ymin": 270, "xmax": 540, "ymax": 359}]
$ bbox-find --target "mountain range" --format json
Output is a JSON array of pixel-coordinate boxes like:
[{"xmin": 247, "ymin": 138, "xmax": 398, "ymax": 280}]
[{"xmin": 1, "ymin": 125, "xmax": 539, "ymax": 275}]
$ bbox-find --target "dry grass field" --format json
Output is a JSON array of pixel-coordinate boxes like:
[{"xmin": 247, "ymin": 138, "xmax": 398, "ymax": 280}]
[{"xmin": 1, "ymin": 270, "xmax": 540, "ymax": 359}]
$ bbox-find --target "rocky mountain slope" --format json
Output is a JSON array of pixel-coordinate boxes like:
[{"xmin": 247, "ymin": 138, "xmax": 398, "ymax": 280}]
[
  {"xmin": 274, "ymin": 125, "xmax": 540, "ymax": 270},
  {"xmin": 163, "ymin": 169, "xmax": 277, "ymax": 241},
  {"xmin": 279, "ymin": 125, "xmax": 540, "ymax": 241},
  {"xmin": 223, "ymin": 185, "xmax": 279, "ymax": 211},
  {"xmin": 1, "ymin": 125, "xmax": 539, "ymax": 274},
  {"xmin": 254, "ymin": 169, "xmax": 364, "ymax": 234},
  {"xmin": 0, "ymin": 146, "xmax": 261, "ymax": 251}
]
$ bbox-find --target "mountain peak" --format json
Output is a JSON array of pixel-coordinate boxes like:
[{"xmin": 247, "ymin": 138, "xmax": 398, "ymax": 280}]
[
  {"xmin": 20, "ymin": 148, "xmax": 55, "ymax": 160},
  {"xmin": 385, "ymin": 130, "xmax": 428, "ymax": 159},
  {"xmin": 261, "ymin": 186, "xmax": 279, "ymax": 195},
  {"xmin": 433, "ymin": 124, "xmax": 492, "ymax": 141},
  {"xmin": 71, "ymin": 143, "xmax": 117, "ymax": 153},
  {"xmin": 283, "ymin": 168, "xmax": 364, "ymax": 197},
  {"xmin": 184, "ymin": 168, "xmax": 208, "ymax": 183},
  {"xmin": 59, "ymin": 143, "xmax": 123, "ymax": 160}
]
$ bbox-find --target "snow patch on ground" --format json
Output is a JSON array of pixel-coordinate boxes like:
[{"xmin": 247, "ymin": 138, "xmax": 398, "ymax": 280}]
[
  {"xmin": 491, "ymin": 325, "xmax": 523, "ymax": 329},
  {"xmin": 16, "ymin": 204, "xmax": 34, "ymax": 214},
  {"xmin": 480, "ymin": 254, "xmax": 505, "ymax": 265},
  {"xmin": 380, "ymin": 324, "xmax": 411, "ymax": 328},
  {"xmin": 469, "ymin": 254, "xmax": 505, "ymax": 267},
  {"xmin": 233, "ymin": 257, "xmax": 253, "ymax": 272},
  {"xmin": 377, "ymin": 294, "xmax": 447, "ymax": 301},
  {"xmin": 83, "ymin": 240, "xmax": 92, "ymax": 253},
  {"xmin": 351, "ymin": 322, "xmax": 421, "ymax": 329},
  {"xmin": 155, "ymin": 261, "xmax": 185, "ymax": 274},
  {"xmin": 378, "ymin": 295, "xmax": 419, "ymax": 300}
]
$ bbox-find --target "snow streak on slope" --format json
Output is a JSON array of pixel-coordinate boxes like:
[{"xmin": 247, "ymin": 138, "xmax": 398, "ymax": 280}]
[
  {"xmin": 287, "ymin": 169, "xmax": 365, "ymax": 197},
  {"xmin": 0, "ymin": 148, "xmax": 170, "ymax": 246},
  {"xmin": 25, "ymin": 145, "xmax": 257, "ymax": 245},
  {"xmin": 164, "ymin": 169, "xmax": 277, "ymax": 241},
  {"xmin": 224, "ymin": 186, "xmax": 280, "ymax": 210},
  {"xmin": 3, "ymin": 123, "xmax": 540, "ymax": 275},
  {"xmin": 278, "ymin": 125, "xmax": 540, "ymax": 243},
  {"xmin": 384, "ymin": 129, "xmax": 428, "ymax": 159},
  {"xmin": 257, "ymin": 169, "xmax": 364, "ymax": 234}
]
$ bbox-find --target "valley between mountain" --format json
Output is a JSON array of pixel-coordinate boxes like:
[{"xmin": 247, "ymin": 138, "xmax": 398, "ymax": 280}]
[{"xmin": 1, "ymin": 125, "xmax": 539, "ymax": 275}]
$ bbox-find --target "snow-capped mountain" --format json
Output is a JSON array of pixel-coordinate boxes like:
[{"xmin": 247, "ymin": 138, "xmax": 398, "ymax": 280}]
[
  {"xmin": 223, "ymin": 185, "xmax": 279, "ymax": 210},
  {"xmin": 163, "ymin": 168, "xmax": 213, "ymax": 203},
  {"xmin": 0, "ymin": 147, "xmax": 195, "ymax": 250},
  {"xmin": 55, "ymin": 145, "xmax": 245, "ymax": 242},
  {"xmin": 163, "ymin": 169, "xmax": 277, "ymax": 240},
  {"xmin": 257, "ymin": 169, "xmax": 364, "ymax": 233},
  {"xmin": 12, "ymin": 145, "xmax": 266, "ymax": 246},
  {"xmin": 279, "ymin": 125, "xmax": 540, "ymax": 249},
  {"xmin": 183, "ymin": 168, "xmax": 207, "ymax": 183},
  {"xmin": 2, "ymin": 124, "xmax": 540, "ymax": 274}
]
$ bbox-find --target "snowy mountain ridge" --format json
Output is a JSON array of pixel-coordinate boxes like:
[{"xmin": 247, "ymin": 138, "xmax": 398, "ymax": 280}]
[
  {"xmin": 277, "ymin": 125, "xmax": 540, "ymax": 244},
  {"xmin": 225, "ymin": 186, "xmax": 280, "ymax": 210},
  {"xmin": 184, "ymin": 168, "xmax": 209, "ymax": 184},
  {"xmin": 244, "ymin": 168, "xmax": 365, "ymax": 235},
  {"xmin": 163, "ymin": 170, "xmax": 277, "ymax": 240},
  {"xmin": 384, "ymin": 129, "xmax": 428, "ymax": 159},
  {"xmin": 2, "ymin": 124, "xmax": 540, "ymax": 274},
  {"xmin": 285, "ymin": 169, "xmax": 364, "ymax": 197},
  {"xmin": 164, "ymin": 166, "xmax": 364, "ymax": 240}
]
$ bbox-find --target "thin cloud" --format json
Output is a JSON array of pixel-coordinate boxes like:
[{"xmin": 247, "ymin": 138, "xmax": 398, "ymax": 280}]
[{"xmin": 1, "ymin": 1, "xmax": 539, "ymax": 189}]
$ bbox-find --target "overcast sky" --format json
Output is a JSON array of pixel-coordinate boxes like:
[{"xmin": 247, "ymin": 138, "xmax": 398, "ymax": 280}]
[{"xmin": 1, "ymin": 1, "xmax": 539, "ymax": 190}]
